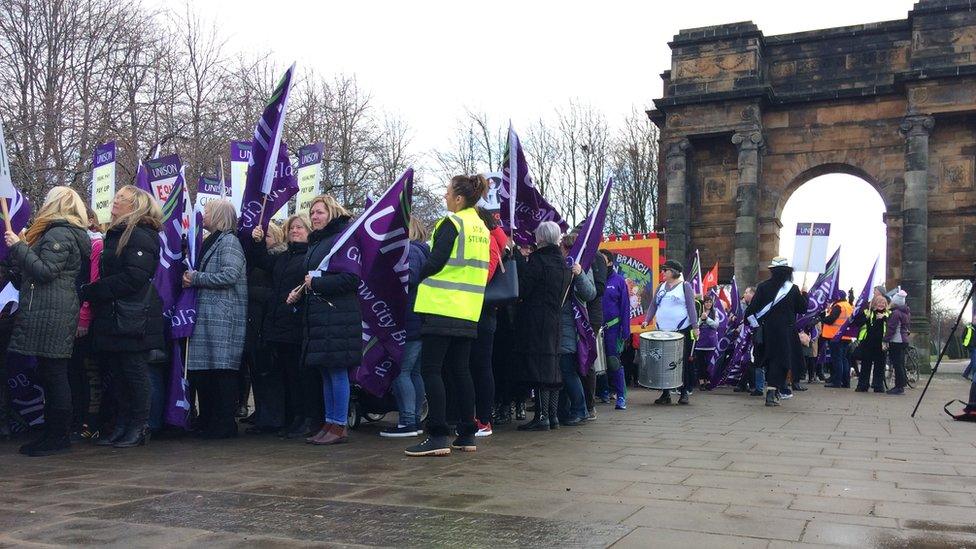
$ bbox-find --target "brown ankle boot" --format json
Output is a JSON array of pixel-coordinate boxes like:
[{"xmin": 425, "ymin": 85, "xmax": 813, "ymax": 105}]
[
  {"xmin": 306, "ymin": 423, "xmax": 330, "ymax": 444},
  {"xmin": 313, "ymin": 424, "xmax": 348, "ymax": 445}
]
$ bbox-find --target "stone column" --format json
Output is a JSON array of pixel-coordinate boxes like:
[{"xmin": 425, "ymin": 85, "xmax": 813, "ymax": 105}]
[
  {"xmin": 732, "ymin": 129, "xmax": 764, "ymax": 288},
  {"xmin": 664, "ymin": 138, "xmax": 692, "ymax": 270},
  {"xmin": 899, "ymin": 114, "xmax": 934, "ymax": 364}
]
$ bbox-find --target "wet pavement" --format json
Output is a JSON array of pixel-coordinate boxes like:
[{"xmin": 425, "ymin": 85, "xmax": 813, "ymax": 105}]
[{"xmin": 2, "ymin": 374, "xmax": 976, "ymax": 547}]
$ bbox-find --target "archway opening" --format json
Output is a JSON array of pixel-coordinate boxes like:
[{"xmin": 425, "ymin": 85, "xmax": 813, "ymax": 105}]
[{"xmin": 778, "ymin": 173, "xmax": 887, "ymax": 294}]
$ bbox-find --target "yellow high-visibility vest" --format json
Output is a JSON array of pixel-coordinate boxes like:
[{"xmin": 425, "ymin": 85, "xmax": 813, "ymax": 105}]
[{"xmin": 414, "ymin": 207, "xmax": 490, "ymax": 322}]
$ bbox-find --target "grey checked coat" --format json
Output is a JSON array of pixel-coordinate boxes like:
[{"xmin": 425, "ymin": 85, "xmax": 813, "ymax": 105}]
[
  {"xmin": 186, "ymin": 231, "xmax": 247, "ymax": 371},
  {"xmin": 7, "ymin": 220, "xmax": 90, "ymax": 359}
]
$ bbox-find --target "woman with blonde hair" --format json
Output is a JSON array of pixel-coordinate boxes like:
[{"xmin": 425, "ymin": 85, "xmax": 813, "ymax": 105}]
[
  {"xmin": 248, "ymin": 213, "xmax": 313, "ymax": 436},
  {"xmin": 183, "ymin": 198, "xmax": 247, "ymax": 439},
  {"xmin": 81, "ymin": 185, "xmax": 163, "ymax": 448},
  {"xmin": 301, "ymin": 194, "xmax": 360, "ymax": 445},
  {"xmin": 6, "ymin": 186, "xmax": 91, "ymax": 456}
]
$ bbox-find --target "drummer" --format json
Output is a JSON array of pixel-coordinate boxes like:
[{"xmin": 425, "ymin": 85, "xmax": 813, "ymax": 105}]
[{"xmin": 640, "ymin": 259, "xmax": 699, "ymax": 405}]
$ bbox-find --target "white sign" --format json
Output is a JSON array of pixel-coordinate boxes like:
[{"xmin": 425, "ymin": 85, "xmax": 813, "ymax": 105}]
[
  {"xmin": 0, "ymin": 122, "xmax": 13, "ymax": 199},
  {"xmin": 792, "ymin": 222, "xmax": 831, "ymax": 273}
]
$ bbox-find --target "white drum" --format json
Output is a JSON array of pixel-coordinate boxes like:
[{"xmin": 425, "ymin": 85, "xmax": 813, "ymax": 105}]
[{"xmin": 639, "ymin": 331, "xmax": 685, "ymax": 389}]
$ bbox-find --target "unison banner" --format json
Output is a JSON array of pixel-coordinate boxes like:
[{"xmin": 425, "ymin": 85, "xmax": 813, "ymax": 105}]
[
  {"xmin": 146, "ymin": 154, "xmax": 183, "ymax": 204},
  {"xmin": 230, "ymin": 141, "xmax": 251, "ymax": 214},
  {"xmin": 196, "ymin": 174, "xmax": 229, "ymax": 210},
  {"xmin": 91, "ymin": 142, "xmax": 116, "ymax": 224},
  {"xmin": 296, "ymin": 143, "xmax": 323, "ymax": 214}
]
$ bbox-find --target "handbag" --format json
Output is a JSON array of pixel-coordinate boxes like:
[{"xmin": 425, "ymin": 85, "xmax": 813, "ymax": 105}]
[
  {"xmin": 112, "ymin": 283, "xmax": 153, "ymax": 338},
  {"xmin": 484, "ymin": 255, "xmax": 519, "ymax": 305}
]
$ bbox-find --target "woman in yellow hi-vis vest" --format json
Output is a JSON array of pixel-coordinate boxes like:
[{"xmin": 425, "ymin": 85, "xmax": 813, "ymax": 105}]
[{"xmin": 405, "ymin": 175, "xmax": 490, "ymax": 457}]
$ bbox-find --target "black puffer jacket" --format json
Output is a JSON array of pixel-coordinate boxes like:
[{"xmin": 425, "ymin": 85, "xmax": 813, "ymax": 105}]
[
  {"xmin": 7, "ymin": 220, "xmax": 90, "ymax": 359},
  {"xmin": 303, "ymin": 216, "xmax": 362, "ymax": 369},
  {"xmin": 249, "ymin": 240, "xmax": 308, "ymax": 345},
  {"xmin": 244, "ymin": 241, "xmax": 277, "ymax": 355},
  {"xmin": 82, "ymin": 221, "xmax": 164, "ymax": 354},
  {"xmin": 514, "ymin": 244, "xmax": 572, "ymax": 385}
]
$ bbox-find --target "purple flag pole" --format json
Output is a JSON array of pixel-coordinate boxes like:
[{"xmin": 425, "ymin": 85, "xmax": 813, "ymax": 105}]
[
  {"xmin": 796, "ymin": 247, "xmax": 842, "ymax": 330},
  {"xmin": 135, "ymin": 160, "xmax": 150, "ymax": 193},
  {"xmin": 237, "ymin": 142, "xmax": 298, "ymax": 239},
  {"xmin": 316, "ymin": 169, "xmax": 414, "ymax": 397},
  {"xmin": 163, "ymin": 339, "xmax": 190, "ymax": 429},
  {"xmin": 833, "ymin": 257, "xmax": 879, "ymax": 341},
  {"xmin": 730, "ymin": 275, "xmax": 742, "ymax": 321},
  {"xmin": 705, "ymin": 289, "xmax": 732, "ymax": 387},
  {"xmin": 152, "ymin": 164, "xmax": 187, "ymax": 319}
]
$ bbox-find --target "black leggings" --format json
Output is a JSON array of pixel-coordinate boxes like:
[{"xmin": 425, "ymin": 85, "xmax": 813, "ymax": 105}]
[
  {"xmin": 469, "ymin": 324, "xmax": 496, "ymax": 425},
  {"xmin": 422, "ymin": 334, "xmax": 475, "ymax": 437},
  {"xmin": 889, "ymin": 342, "xmax": 907, "ymax": 389},
  {"xmin": 67, "ymin": 336, "xmax": 91, "ymax": 431},
  {"xmin": 857, "ymin": 349, "xmax": 887, "ymax": 391},
  {"xmin": 39, "ymin": 357, "xmax": 72, "ymax": 436}
]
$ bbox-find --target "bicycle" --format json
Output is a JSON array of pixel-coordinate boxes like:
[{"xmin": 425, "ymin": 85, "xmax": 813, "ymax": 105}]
[{"xmin": 885, "ymin": 345, "xmax": 920, "ymax": 389}]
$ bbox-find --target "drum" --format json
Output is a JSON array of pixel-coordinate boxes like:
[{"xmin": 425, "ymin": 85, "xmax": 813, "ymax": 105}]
[
  {"xmin": 593, "ymin": 328, "xmax": 607, "ymax": 375},
  {"xmin": 638, "ymin": 331, "xmax": 685, "ymax": 389}
]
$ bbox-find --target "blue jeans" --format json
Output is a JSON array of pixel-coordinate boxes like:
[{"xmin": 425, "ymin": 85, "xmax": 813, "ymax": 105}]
[
  {"xmin": 829, "ymin": 339, "xmax": 850, "ymax": 387},
  {"xmin": 321, "ymin": 368, "xmax": 350, "ymax": 426},
  {"xmin": 147, "ymin": 364, "xmax": 166, "ymax": 431},
  {"xmin": 755, "ymin": 366, "xmax": 766, "ymax": 392},
  {"xmin": 558, "ymin": 353, "xmax": 587, "ymax": 421},
  {"xmin": 392, "ymin": 340, "xmax": 424, "ymax": 428}
]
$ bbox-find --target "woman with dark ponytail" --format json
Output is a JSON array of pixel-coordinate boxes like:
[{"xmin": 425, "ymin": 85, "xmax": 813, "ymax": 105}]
[{"xmin": 406, "ymin": 175, "xmax": 491, "ymax": 457}]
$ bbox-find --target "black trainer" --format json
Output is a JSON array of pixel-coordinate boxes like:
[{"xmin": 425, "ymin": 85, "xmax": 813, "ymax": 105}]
[
  {"xmin": 405, "ymin": 436, "xmax": 450, "ymax": 457},
  {"xmin": 380, "ymin": 425, "xmax": 419, "ymax": 438},
  {"xmin": 451, "ymin": 434, "xmax": 476, "ymax": 452}
]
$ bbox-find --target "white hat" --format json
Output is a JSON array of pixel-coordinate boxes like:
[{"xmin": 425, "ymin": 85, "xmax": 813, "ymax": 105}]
[{"xmin": 769, "ymin": 256, "xmax": 791, "ymax": 269}]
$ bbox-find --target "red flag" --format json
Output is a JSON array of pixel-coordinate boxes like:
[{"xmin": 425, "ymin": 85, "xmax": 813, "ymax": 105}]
[
  {"xmin": 703, "ymin": 262, "xmax": 719, "ymax": 294},
  {"xmin": 718, "ymin": 286, "xmax": 731, "ymax": 311}
]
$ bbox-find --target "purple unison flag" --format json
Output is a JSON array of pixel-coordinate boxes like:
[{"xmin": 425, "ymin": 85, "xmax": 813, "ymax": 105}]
[
  {"xmin": 197, "ymin": 174, "xmax": 228, "ymax": 198},
  {"xmin": 317, "ymin": 169, "xmax": 414, "ymax": 397},
  {"xmin": 5, "ymin": 352, "xmax": 43, "ymax": 430},
  {"xmin": 163, "ymin": 340, "xmax": 190, "ymax": 429},
  {"xmin": 498, "ymin": 125, "xmax": 568, "ymax": 246},
  {"xmin": 135, "ymin": 160, "xmax": 151, "ymax": 194},
  {"xmin": 730, "ymin": 276, "xmax": 742, "ymax": 321},
  {"xmin": 169, "ymin": 192, "xmax": 203, "ymax": 340},
  {"xmin": 796, "ymin": 247, "xmax": 841, "ymax": 330},
  {"xmin": 237, "ymin": 141, "xmax": 298, "ymax": 237},
  {"xmin": 153, "ymin": 166, "xmax": 188, "ymax": 322},
  {"xmin": 688, "ymin": 250, "xmax": 703, "ymax": 296},
  {"xmin": 568, "ymin": 178, "xmax": 612, "ymax": 272},
  {"xmin": 833, "ymin": 257, "xmax": 879, "ymax": 341},
  {"xmin": 716, "ymin": 325, "xmax": 753, "ymax": 387},
  {"xmin": 249, "ymin": 63, "xmax": 296, "ymax": 196},
  {"xmin": 0, "ymin": 187, "xmax": 30, "ymax": 263},
  {"xmin": 145, "ymin": 154, "xmax": 183, "ymax": 205},
  {"xmin": 566, "ymin": 178, "xmax": 612, "ymax": 374}
]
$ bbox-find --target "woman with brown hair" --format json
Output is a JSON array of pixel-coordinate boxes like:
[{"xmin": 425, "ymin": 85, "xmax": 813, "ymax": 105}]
[
  {"xmin": 5, "ymin": 186, "xmax": 91, "ymax": 456},
  {"xmin": 82, "ymin": 185, "xmax": 163, "ymax": 448},
  {"xmin": 405, "ymin": 175, "xmax": 491, "ymax": 457},
  {"xmin": 301, "ymin": 195, "xmax": 360, "ymax": 445}
]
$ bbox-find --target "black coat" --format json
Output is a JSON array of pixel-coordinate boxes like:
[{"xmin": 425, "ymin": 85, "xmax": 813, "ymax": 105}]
[
  {"xmin": 82, "ymin": 221, "xmax": 164, "ymax": 354},
  {"xmin": 514, "ymin": 245, "xmax": 572, "ymax": 385},
  {"xmin": 586, "ymin": 256, "xmax": 607, "ymax": 329},
  {"xmin": 244, "ymin": 241, "xmax": 276, "ymax": 354},
  {"xmin": 248, "ymin": 241, "xmax": 308, "ymax": 345},
  {"xmin": 303, "ymin": 216, "xmax": 362, "ymax": 369},
  {"xmin": 744, "ymin": 277, "xmax": 807, "ymax": 376}
]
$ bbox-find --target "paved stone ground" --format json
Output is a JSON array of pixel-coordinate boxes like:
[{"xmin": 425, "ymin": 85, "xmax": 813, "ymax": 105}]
[{"xmin": 2, "ymin": 371, "xmax": 976, "ymax": 548}]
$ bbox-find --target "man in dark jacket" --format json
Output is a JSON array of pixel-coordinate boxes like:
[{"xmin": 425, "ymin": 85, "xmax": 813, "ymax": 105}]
[{"xmin": 744, "ymin": 257, "xmax": 807, "ymax": 407}]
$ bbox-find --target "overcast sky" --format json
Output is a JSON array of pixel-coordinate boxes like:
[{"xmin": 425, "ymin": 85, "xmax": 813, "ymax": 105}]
[{"xmin": 183, "ymin": 0, "xmax": 929, "ymax": 297}]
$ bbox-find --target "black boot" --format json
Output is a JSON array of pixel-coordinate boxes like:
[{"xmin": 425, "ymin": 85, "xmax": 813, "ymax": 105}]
[
  {"xmin": 515, "ymin": 400, "xmax": 526, "ymax": 421},
  {"xmin": 765, "ymin": 388, "xmax": 780, "ymax": 407},
  {"xmin": 547, "ymin": 389, "xmax": 560, "ymax": 429},
  {"xmin": 114, "ymin": 423, "xmax": 150, "ymax": 448},
  {"xmin": 493, "ymin": 403, "xmax": 512, "ymax": 426},
  {"xmin": 518, "ymin": 392, "xmax": 549, "ymax": 431},
  {"xmin": 405, "ymin": 435, "xmax": 451, "ymax": 456},
  {"xmin": 285, "ymin": 418, "xmax": 313, "ymax": 439},
  {"xmin": 27, "ymin": 409, "xmax": 70, "ymax": 457},
  {"xmin": 96, "ymin": 421, "xmax": 127, "ymax": 447}
]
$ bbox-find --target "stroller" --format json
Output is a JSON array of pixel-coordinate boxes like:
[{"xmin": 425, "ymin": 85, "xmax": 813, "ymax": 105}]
[{"xmin": 347, "ymin": 383, "xmax": 428, "ymax": 429}]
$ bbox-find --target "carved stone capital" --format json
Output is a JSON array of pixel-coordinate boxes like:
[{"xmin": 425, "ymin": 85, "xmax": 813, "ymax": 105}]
[
  {"xmin": 732, "ymin": 129, "xmax": 765, "ymax": 151},
  {"xmin": 899, "ymin": 114, "xmax": 934, "ymax": 138},
  {"xmin": 665, "ymin": 138, "xmax": 692, "ymax": 159}
]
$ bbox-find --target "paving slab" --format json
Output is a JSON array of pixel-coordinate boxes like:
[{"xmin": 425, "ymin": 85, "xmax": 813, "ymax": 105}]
[{"xmin": 1, "ymin": 375, "xmax": 974, "ymax": 547}]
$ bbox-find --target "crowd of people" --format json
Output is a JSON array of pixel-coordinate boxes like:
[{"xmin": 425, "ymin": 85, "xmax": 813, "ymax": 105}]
[{"xmin": 0, "ymin": 175, "xmax": 943, "ymax": 458}]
